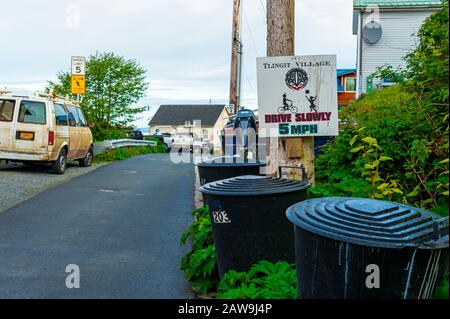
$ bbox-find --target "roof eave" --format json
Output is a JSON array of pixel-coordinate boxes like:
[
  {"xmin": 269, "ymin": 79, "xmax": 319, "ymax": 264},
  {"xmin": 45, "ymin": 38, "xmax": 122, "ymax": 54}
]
[{"xmin": 354, "ymin": 4, "xmax": 442, "ymax": 10}]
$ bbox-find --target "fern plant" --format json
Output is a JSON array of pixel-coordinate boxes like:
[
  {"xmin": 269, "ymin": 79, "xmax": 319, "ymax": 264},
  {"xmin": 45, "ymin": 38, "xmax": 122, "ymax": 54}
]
[
  {"xmin": 217, "ymin": 261, "xmax": 297, "ymax": 299},
  {"xmin": 180, "ymin": 206, "xmax": 219, "ymax": 295}
]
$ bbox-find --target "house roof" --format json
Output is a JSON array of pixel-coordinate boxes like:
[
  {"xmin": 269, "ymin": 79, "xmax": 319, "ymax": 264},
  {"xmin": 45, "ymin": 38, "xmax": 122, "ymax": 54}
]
[
  {"xmin": 337, "ymin": 69, "xmax": 356, "ymax": 77},
  {"xmin": 337, "ymin": 69, "xmax": 356, "ymax": 92},
  {"xmin": 354, "ymin": 0, "xmax": 442, "ymax": 9},
  {"xmin": 149, "ymin": 104, "xmax": 226, "ymax": 126}
]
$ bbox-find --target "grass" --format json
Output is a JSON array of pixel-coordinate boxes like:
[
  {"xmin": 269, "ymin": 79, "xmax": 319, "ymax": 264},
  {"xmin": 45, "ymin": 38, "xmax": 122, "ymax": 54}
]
[{"xmin": 94, "ymin": 144, "xmax": 166, "ymax": 162}]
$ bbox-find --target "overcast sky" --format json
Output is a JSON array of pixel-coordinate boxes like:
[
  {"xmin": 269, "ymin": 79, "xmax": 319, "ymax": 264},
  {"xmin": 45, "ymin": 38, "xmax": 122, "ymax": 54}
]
[{"xmin": 0, "ymin": 0, "xmax": 356, "ymax": 128}]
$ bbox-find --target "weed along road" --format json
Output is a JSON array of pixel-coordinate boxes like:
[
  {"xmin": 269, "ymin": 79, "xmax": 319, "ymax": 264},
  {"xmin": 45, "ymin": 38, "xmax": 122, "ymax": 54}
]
[{"xmin": 0, "ymin": 154, "xmax": 194, "ymax": 298}]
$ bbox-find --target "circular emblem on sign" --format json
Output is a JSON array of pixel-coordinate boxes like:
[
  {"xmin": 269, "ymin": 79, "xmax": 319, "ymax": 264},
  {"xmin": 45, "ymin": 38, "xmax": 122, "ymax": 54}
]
[{"xmin": 285, "ymin": 68, "xmax": 308, "ymax": 91}]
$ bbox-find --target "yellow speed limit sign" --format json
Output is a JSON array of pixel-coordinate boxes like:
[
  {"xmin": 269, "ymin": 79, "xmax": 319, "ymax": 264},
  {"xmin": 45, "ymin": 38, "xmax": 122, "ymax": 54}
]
[{"xmin": 71, "ymin": 75, "xmax": 86, "ymax": 95}]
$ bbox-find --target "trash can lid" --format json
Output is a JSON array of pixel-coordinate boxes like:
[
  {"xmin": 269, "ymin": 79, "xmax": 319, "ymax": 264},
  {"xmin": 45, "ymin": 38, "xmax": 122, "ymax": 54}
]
[
  {"xmin": 196, "ymin": 156, "xmax": 266, "ymax": 167},
  {"xmin": 200, "ymin": 175, "xmax": 311, "ymax": 196},
  {"xmin": 286, "ymin": 197, "xmax": 449, "ymax": 249}
]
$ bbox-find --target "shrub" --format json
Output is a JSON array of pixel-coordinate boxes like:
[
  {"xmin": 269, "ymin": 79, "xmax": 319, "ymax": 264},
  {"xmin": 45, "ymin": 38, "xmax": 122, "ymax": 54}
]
[
  {"xmin": 217, "ymin": 261, "xmax": 297, "ymax": 299},
  {"xmin": 180, "ymin": 206, "xmax": 219, "ymax": 295},
  {"xmin": 94, "ymin": 145, "xmax": 165, "ymax": 162}
]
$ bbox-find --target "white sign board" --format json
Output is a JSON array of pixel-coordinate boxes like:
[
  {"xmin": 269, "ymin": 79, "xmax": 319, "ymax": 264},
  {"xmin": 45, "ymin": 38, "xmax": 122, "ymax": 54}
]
[
  {"xmin": 71, "ymin": 56, "xmax": 86, "ymax": 75},
  {"xmin": 256, "ymin": 55, "xmax": 338, "ymax": 137}
]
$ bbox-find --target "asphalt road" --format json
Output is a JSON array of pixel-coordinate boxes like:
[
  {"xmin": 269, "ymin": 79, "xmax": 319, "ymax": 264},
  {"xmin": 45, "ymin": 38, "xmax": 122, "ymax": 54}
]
[
  {"xmin": 0, "ymin": 154, "xmax": 195, "ymax": 298},
  {"xmin": 0, "ymin": 161, "xmax": 107, "ymax": 214}
]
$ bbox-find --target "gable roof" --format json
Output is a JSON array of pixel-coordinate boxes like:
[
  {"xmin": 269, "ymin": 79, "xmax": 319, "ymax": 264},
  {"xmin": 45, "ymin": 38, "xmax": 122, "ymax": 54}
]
[
  {"xmin": 354, "ymin": 0, "xmax": 442, "ymax": 9},
  {"xmin": 149, "ymin": 104, "xmax": 226, "ymax": 126},
  {"xmin": 337, "ymin": 69, "xmax": 356, "ymax": 77}
]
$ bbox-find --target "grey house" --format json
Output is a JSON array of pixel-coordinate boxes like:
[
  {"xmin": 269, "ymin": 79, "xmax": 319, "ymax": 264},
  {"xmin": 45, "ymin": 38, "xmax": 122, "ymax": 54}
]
[{"xmin": 149, "ymin": 104, "xmax": 229, "ymax": 149}]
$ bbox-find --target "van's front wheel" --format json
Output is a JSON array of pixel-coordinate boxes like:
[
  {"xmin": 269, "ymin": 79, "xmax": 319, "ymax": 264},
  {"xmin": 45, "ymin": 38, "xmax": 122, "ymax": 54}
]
[
  {"xmin": 79, "ymin": 147, "xmax": 93, "ymax": 167},
  {"xmin": 51, "ymin": 149, "xmax": 67, "ymax": 175}
]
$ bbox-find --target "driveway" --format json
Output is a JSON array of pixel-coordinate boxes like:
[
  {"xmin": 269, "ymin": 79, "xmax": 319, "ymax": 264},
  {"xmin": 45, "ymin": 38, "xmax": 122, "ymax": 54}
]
[{"xmin": 0, "ymin": 154, "xmax": 194, "ymax": 298}]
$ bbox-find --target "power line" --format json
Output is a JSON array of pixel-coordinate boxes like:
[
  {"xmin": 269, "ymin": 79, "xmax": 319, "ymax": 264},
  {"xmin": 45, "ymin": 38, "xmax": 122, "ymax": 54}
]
[
  {"xmin": 243, "ymin": 11, "xmax": 260, "ymax": 57},
  {"xmin": 258, "ymin": 0, "xmax": 267, "ymax": 20}
]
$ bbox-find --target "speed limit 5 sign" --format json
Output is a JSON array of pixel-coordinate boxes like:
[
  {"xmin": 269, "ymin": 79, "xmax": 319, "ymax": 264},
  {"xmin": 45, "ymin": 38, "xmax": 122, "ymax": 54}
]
[{"xmin": 71, "ymin": 56, "xmax": 86, "ymax": 75}]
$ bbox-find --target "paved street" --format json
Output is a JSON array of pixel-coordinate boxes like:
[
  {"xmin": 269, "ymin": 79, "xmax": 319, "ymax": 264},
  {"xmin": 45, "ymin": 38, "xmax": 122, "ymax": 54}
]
[
  {"xmin": 0, "ymin": 161, "xmax": 107, "ymax": 214},
  {"xmin": 0, "ymin": 154, "xmax": 194, "ymax": 298}
]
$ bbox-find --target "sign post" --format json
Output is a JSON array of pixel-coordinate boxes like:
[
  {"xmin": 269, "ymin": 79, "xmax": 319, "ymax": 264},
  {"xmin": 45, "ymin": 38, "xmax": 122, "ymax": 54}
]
[{"xmin": 71, "ymin": 56, "xmax": 86, "ymax": 96}]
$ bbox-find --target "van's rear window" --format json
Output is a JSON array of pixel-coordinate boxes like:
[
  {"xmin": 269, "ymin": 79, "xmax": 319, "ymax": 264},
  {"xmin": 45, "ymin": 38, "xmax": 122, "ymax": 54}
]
[
  {"xmin": 0, "ymin": 99, "xmax": 15, "ymax": 122},
  {"xmin": 18, "ymin": 100, "xmax": 46, "ymax": 124}
]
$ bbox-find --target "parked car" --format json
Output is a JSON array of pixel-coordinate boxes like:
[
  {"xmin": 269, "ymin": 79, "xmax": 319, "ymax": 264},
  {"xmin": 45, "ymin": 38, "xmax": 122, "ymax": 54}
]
[
  {"xmin": 0, "ymin": 91, "xmax": 93, "ymax": 174},
  {"xmin": 153, "ymin": 132, "xmax": 173, "ymax": 151},
  {"xmin": 173, "ymin": 133, "xmax": 211, "ymax": 153},
  {"xmin": 129, "ymin": 129, "xmax": 144, "ymax": 140},
  {"xmin": 172, "ymin": 133, "xmax": 192, "ymax": 152}
]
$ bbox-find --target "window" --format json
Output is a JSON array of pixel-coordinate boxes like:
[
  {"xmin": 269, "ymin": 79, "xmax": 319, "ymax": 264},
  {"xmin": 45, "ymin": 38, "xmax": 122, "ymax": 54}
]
[
  {"xmin": 345, "ymin": 77, "xmax": 356, "ymax": 92},
  {"xmin": 0, "ymin": 99, "xmax": 15, "ymax": 122},
  {"xmin": 18, "ymin": 100, "xmax": 46, "ymax": 124},
  {"xmin": 54, "ymin": 103, "xmax": 68, "ymax": 126},
  {"xmin": 67, "ymin": 105, "xmax": 80, "ymax": 127},
  {"xmin": 76, "ymin": 107, "xmax": 87, "ymax": 127}
]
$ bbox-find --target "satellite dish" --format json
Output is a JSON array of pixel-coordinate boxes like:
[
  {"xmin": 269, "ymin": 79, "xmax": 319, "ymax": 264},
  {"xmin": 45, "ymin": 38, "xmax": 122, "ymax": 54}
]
[{"xmin": 363, "ymin": 20, "xmax": 382, "ymax": 45}]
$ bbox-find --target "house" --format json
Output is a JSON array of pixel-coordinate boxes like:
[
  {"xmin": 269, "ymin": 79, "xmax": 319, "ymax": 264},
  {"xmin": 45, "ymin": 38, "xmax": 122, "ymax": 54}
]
[
  {"xmin": 148, "ymin": 104, "xmax": 229, "ymax": 149},
  {"xmin": 337, "ymin": 69, "xmax": 357, "ymax": 107},
  {"xmin": 353, "ymin": 0, "xmax": 442, "ymax": 97}
]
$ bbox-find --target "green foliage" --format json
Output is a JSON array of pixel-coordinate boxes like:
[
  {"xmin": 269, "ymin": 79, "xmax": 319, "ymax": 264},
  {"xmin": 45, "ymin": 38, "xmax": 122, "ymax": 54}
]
[
  {"xmin": 434, "ymin": 273, "xmax": 449, "ymax": 299},
  {"xmin": 371, "ymin": 64, "xmax": 407, "ymax": 84},
  {"xmin": 180, "ymin": 206, "xmax": 219, "ymax": 295},
  {"xmin": 94, "ymin": 145, "xmax": 165, "ymax": 162},
  {"xmin": 46, "ymin": 51, "xmax": 149, "ymax": 141},
  {"xmin": 217, "ymin": 261, "xmax": 297, "ymax": 299},
  {"xmin": 404, "ymin": 0, "xmax": 449, "ymax": 104},
  {"xmin": 349, "ymin": 128, "xmax": 403, "ymax": 200}
]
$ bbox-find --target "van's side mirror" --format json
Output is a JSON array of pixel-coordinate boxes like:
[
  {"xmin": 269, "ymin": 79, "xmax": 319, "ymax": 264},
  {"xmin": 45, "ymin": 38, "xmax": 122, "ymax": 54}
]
[{"xmin": 88, "ymin": 122, "xmax": 96, "ymax": 128}]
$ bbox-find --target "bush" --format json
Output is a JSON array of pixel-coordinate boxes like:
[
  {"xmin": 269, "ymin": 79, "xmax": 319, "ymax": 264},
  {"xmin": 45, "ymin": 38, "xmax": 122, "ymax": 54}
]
[
  {"xmin": 180, "ymin": 206, "xmax": 219, "ymax": 295},
  {"xmin": 94, "ymin": 145, "xmax": 165, "ymax": 162},
  {"xmin": 217, "ymin": 261, "xmax": 297, "ymax": 299}
]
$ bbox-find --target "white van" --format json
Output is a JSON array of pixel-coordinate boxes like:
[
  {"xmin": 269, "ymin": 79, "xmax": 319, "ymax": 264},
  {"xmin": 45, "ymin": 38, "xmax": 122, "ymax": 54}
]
[{"xmin": 0, "ymin": 91, "xmax": 93, "ymax": 174}]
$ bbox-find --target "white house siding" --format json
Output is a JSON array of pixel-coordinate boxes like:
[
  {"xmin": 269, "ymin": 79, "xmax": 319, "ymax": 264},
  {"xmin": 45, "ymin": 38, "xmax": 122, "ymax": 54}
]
[{"xmin": 357, "ymin": 9, "xmax": 437, "ymax": 96}]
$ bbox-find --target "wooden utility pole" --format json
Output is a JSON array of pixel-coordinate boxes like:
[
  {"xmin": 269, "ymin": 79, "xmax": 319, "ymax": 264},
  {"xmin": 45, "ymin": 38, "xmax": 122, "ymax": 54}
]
[
  {"xmin": 266, "ymin": 0, "xmax": 315, "ymax": 183},
  {"xmin": 229, "ymin": 0, "xmax": 242, "ymax": 114}
]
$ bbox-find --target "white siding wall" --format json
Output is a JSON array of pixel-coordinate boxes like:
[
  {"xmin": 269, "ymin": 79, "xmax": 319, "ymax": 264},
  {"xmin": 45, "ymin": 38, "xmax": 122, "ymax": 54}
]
[{"xmin": 357, "ymin": 9, "xmax": 437, "ymax": 96}]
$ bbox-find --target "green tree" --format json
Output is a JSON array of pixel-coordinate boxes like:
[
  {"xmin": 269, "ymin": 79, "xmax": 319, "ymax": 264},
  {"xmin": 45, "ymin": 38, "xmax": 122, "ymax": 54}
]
[{"xmin": 47, "ymin": 52, "xmax": 149, "ymax": 140}]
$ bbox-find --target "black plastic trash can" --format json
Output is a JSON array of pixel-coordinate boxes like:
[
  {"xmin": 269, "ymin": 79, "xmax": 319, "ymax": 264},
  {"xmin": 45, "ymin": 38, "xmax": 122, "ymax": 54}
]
[
  {"xmin": 286, "ymin": 197, "xmax": 449, "ymax": 299},
  {"xmin": 196, "ymin": 156, "xmax": 265, "ymax": 186},
  {"xmin": 200, "ymin": 175, "xmax": 311, "ymax": 277}
]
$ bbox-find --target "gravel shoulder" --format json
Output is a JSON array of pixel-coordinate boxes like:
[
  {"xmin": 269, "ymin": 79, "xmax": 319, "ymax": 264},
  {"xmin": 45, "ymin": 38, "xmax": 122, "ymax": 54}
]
[{"xmin": 0, "ymin": 161, "xmax": 108, "ymax": 214}]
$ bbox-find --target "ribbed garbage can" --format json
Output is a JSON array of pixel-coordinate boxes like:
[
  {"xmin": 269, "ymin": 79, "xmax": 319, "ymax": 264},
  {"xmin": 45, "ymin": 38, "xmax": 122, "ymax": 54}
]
[
  {"xmin": 196, "ymin": 156, "xmax": 265, "ymax": 186},
  {"xmin": 200, "ymin": 175, "xmax": 311, "ymax": 277},
  {"xmin": 286, "ymin": 197, "xmax": 449, "ymax": 299}
]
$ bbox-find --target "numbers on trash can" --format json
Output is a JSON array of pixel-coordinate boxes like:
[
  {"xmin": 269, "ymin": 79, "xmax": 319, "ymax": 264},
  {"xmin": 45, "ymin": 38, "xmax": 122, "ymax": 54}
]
[{"xmin": 213, "ymin": 211, "xmax": 231, "ymax": 224}]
